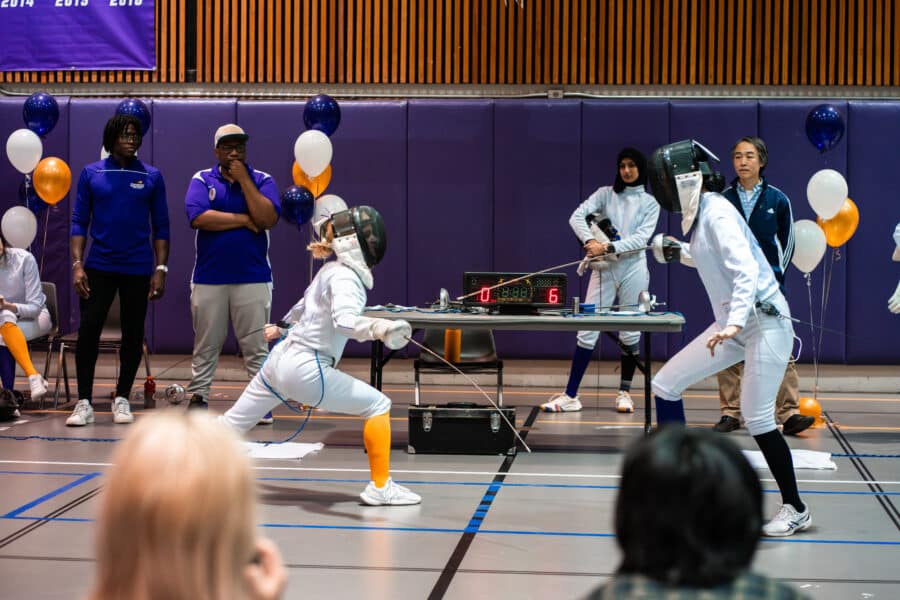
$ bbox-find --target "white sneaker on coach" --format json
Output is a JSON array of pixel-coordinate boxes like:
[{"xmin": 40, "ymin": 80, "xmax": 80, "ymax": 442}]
[
  {"xmin": 762, "ymin": 503, "xmax": 811, "ymax": 537},
  {"xmin": 360, "ymin": 478, "xmax": 422, "ymax": 506},
  {"xmin": 28, "ymin": 374, "xmax": 48, "ymax": 401},
  {"xmin": 112, "ymin": 396, "xmax": 134, "ymax": 424},
  {"xmin": 66, "ymin": 399, "xmax": 95, "ymax": 427},
  {"xmin": 540, "ymin": 392, "xmax": 583, "ymax": 412},
  {"xmin": 615, "ymin": 390, "xmax": 634, "ymax": 413}
]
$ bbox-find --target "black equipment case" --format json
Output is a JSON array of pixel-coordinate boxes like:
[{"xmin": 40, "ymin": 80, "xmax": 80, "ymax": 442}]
[{"xmin": 407, "ymin": 402, "xmax": 517, "ymax": 455}]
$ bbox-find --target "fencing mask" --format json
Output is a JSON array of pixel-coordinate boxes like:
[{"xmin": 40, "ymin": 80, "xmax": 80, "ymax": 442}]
[{"xmin": 329, "ymin": 206, "xmax": 387, "ymax": 289}]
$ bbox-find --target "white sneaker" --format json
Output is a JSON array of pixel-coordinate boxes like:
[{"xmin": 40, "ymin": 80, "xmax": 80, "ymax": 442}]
[
  {"xmin": 258, "ymin": 411, "xmax": 274, "ymax": 425},
  {"xmin": 615, "ymin": 390, "xmax": 634, "ymax": 413},
  {"xmin": 762, "ymin": 503, "xmax": 812, "ymax": 537},
  {"xmin": 112, "ymin": 396, "xmax": 134, "ymax": 424},
  {"xmin": 360, "ymin": 478, "xmax": 422, "ymax": 506},
  {"xmin": 12, "ymin": 409, "xmax": 20, "ymax": 419},
  {"xmin": 66, "ymin": 399, "xmax": 95, "ymax": 427},
  {"xmin": 28, "ymin": 374, "xmax": 48, "ymax": 401},
  {"xmin": 540, "ymin": 392, "xmax": 583, "ymax": 412}
]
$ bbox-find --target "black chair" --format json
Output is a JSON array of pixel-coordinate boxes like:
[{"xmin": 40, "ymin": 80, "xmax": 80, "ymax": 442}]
[
  {"xmin": 413, "ymin": 328, "xmax": 503, "ymax": 406},
  {"xmin": 54, "ymin": 294, "xmax": 152, "ymax": 408},
  {"xmin": 19, "ymin": 282, "xmax": 62, "ymax": 408}
]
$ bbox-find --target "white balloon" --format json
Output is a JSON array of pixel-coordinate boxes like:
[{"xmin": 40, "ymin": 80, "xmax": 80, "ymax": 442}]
[
  {"xmin": 294, "ymin": 130, "xmax": 333, "ymax": 178},
  {"xmin": 1, "ymin": 206, "xmax": 38, "ymax": 249},
  {"xmin": 791, "ymin": 219, "xmax": 827, "ymax": 274},
  {"xmin": 806, "ymin": 169, "xmax": 848, "ymax": 221},
  {"xmin": 312, "ymin": 193, "xmax": 347, "ymax": 238},
  {"xmin": 5, "ymin": 129, "xmax": 43, "ymax": 174}
]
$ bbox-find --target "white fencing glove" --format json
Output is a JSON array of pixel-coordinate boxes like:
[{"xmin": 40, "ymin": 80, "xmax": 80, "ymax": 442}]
[
  {"xmin": 889, "ymin": 281, "xmax": 900, "ymax": 314},
  {"xmin": 370, "ymin": 318, "xmax": 412, "ymax": 349}
]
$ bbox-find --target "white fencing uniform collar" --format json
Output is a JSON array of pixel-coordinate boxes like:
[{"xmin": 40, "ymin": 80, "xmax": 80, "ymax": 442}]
[
  {"xmin": 332, "ymin": 235, "xmax": 374, "ymax": 289},
  {"xmin": 677, "ymin": 171, "xmax": 703, "ymax": 235}
]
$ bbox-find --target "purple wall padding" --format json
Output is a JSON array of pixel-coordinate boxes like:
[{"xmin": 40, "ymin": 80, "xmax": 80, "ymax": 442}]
[
  {"xmin": 492, "ymin": 100, "xmax": 582, "ymax": 357},
  {"xmin": 845, "ymin": 102, "xmax": 900, "ymax": 363},
  {"xmin": 759, "ymin": 100, "xmax": 849, "ymax": 364},
  {"xmin": 1, "ymin": 96, "xmax": 897, "ymax": 364}
]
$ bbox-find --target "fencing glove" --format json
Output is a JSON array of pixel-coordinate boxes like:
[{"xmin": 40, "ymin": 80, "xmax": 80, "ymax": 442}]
[
  {"xmin": 369, "ymin": 318, "xmax": 412, "ymax": 349},
  {"xmin": 889, "ymin": 281, "xmax": 900, "ymax": 314}
]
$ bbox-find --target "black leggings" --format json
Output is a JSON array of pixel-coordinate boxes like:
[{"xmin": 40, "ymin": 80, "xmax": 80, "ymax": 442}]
[{"xmin": 75, "ymin": 268, "xmax": 149, "ymax": 402}]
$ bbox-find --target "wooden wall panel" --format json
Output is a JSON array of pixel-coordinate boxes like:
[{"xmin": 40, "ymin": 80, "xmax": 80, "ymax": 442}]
[{"xmin": 2, "ymin": 0, "xmax": 898, "ymax": 87}]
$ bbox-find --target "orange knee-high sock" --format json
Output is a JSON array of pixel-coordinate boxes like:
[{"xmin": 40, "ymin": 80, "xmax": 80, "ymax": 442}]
[
  {"xmin": 0, "ymin": 322, "xmax": 37, "ymax": 376},
  {"xmin": 363, "ymin": 412, "xmax": 391, "ymax": 488}
]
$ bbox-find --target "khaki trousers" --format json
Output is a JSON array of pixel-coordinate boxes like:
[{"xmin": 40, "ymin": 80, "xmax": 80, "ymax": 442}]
[{"xmin": 717, "ymin": 360, "xmax": 800, "ymax": 424}]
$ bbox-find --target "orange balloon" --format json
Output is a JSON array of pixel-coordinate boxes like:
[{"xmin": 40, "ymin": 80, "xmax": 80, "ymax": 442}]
[
  {"xmin": 798, "ymin": 396, "xmax": 824, "ymax": 427},
  {"xmin": 292, "ymin": 162, "xmax": 331, "ymax": 198},
  {"xmin": 816, "ymin": 198, "xmax": 859, "ymax": 248},
  {"xmin": 33, "ymin": 157, "xmax": 72, "ymax": 205}
]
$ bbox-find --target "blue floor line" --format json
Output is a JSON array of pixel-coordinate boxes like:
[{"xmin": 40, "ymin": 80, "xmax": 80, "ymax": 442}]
[
  {"xmin": 1, "ymin": 514, "xmax": 898, "ymax": 546},
  {"xmin": 0, "ymin": 470, "xmax": 92, "ymax": 477},
  {"xmin": 2, "ymin": 472, "xmax": 101, "ymax": 518}
]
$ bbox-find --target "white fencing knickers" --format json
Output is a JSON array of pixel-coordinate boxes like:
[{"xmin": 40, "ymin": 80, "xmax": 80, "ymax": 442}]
[
  {"xmin": 222, "ymin": 338, "xmax": 392, "ymax": 434},
  {"xmin": 652, "ymin": 293, "xmax": 794, "ymax": 436}
]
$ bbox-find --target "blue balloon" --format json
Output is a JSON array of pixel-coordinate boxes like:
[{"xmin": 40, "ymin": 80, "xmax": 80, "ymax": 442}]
[
  {"xmin": 19, "ymin": 178, "xmax": 48, "ymax": 216},
  {"xmin": 303, "ymin": 94, "xmax": 341, "ymax": 136},
  {"xmin": 281, "ymin": 185, "xmax": 315, "ymax": 227},
  {"xmin": 805, "ymin": 104, "xmax": 844, "ymax": 153},
  {"xmin": 116, "ymin": 98, "xmax": 152, "ymax": 136},
  {"xmin": 23, "ymin": 92, "xmax": 59, "ymax": 138}
]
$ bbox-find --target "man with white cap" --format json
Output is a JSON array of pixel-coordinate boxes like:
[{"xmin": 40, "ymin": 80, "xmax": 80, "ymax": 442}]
[{"xmin": 183, "ymin": 124, "xmax": 280, "ymax": 416}]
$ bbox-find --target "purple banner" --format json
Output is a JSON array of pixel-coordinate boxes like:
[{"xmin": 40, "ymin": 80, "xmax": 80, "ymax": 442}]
[{"xmin": 0, "ymin": 0, "xmax": 155, "ymax": 71}]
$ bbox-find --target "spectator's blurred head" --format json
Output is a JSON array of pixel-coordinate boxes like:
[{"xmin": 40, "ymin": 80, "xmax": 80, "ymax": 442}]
[
  {"xmin": 91, "ymin": 412, "xmax": 258, "ymax": 600},
  {"xmin": 615, "ymin": 426, "xmax": 763, "ymax": 587}
]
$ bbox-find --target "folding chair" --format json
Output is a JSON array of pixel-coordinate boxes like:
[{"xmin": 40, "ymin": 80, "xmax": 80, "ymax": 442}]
[{"xmin": 413, "ymin": 328, "xmax": 503, "ymax": 406}]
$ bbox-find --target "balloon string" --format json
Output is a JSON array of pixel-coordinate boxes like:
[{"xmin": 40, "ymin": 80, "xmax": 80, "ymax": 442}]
[
  {"xmin": 39, "ymin": 207, "xmax": 50, "ymax": 277},
  {"xmin": 804, "ymin": 273, "xmax": 819, "ymax": 400},
  {"xmin": 817, "ymin": 248, "xmax": 836, "ymax": 362}
]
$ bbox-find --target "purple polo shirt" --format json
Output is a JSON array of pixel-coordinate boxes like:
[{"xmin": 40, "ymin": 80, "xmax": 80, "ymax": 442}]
[{"xmin": 184, "ymin": 163, "xmax": 280, "ymax": 284}]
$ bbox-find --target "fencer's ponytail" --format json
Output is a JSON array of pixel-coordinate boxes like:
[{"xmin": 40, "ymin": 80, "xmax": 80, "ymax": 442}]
[{"xmin": 307, "ymin": 240, "xmax": 334, "ymax": 260}]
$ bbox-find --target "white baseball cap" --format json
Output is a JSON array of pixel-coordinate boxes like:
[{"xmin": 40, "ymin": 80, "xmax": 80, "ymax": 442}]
[{"xmin": 214, "ymin": 123, "xmax": 249, "ymax": 148}]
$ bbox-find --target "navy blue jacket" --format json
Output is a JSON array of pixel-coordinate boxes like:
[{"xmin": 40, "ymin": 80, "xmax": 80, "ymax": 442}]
[{"xmin": 721, "ymin": 176, "xmax": 794, "ymax": 290}]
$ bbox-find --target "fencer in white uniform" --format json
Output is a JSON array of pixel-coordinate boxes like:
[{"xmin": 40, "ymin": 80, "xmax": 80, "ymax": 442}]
[
  {"xmin": 221, "ymin": 206, "xmax": 421, "ymax": 506},
  {"xmin": 647, "ymin": 140, "xmax": 810, "ymax": 538},
  {"xmin": 889, "ymin": 222, "xmax": 900, "ymax": 313},
  {"xmin": 542, "ymin": 148, "xmax": 659, "ymax": 413}
]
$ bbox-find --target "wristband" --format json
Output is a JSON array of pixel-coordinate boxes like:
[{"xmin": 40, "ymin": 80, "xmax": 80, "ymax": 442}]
[
  {"xmin": 72, "ymin": 260, "xmax": 82, "ymax": 269},
  {"xmin": 155, "ymin": 264, "xmax": 169, "ymax": 273}
]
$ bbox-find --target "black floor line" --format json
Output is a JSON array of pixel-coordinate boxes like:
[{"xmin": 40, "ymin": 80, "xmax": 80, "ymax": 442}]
[
  {"xmin": 825, "ymin": 412, "xmax": 900, "ymax": 531},
  {"xmin": 0, "ymin": 486, "xmax": 101, "ymax": 550},
  {"xmin": 427, "ymin": 406, "xmax": 540, "ymax": 600}
]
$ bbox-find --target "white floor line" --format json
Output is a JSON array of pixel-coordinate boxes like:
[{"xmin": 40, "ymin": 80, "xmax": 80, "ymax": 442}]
[{"xmin": 2, "ymin": 459, "xmax": 900, "ymax": 486}]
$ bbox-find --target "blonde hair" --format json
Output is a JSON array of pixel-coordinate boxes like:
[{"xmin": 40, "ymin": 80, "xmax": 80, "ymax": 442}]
[
  {"xmin": 307, "ymin": 220, "xmax": 335, "ymax": 260},
  {"xmin": 90, "ymin": 412, "xmax": 257, "ymax": 600}
]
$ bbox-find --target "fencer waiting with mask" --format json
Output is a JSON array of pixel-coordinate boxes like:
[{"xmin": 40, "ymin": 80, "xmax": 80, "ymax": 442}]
[
  {"xmin": 647, "ymin": 139, "xmax": 811, "ymax": 538},
  {"xmin": 889, "ymin": 222, "xmax": 900, "ymax": 314},
  {"xmin": 542, "ymin": 148, "xmax": 659, "ymax": 415},
  {"xmin": 220, "ymin": 205, "xmax": 421, "ymax": 506}
]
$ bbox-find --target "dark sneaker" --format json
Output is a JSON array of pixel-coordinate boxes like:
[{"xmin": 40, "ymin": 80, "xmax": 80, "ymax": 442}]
[
  {"xmin": 712, "ymin": 415, "xmax": 741, "ymax": 433},
  {"xmin": 187, "ymin": 394, "xmax": 208, "ymax": 410},
  {"xmin": 782, "ymin": 414, "xmax": 815, "ymax": 436}
]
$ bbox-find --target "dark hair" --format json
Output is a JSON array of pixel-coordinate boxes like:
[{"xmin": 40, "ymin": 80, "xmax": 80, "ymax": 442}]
[
  {"xmin": 102, "ymin": 115, "xmax": 143, "ymax": 154},
  {"xmin": 0, "ymin": 232, "xmax": 8, "ymax": 258},
  {"xmin": 732, "ymin": 136, "xmax": 768, "ymax": 173},
  {"xmin": 615, "ymin": 427, "xmax": 762, "ymax": 587},
  {"xmin": 613, "ymin": 147, "xmax": 647, "ymax": 193}
]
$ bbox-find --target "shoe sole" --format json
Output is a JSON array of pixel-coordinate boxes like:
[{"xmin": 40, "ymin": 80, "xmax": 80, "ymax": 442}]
[
  {"xmin": 783, "ymin": 419, "xmax": 815, "ymax": 436},
  {"xmin": 359, "ymin": 493, "xmax": 421, "ymax": 506},
  {"xmin": 114, "ymin": 417, "xmax": 134, "ymax": 424},
  {"xmin": 66, "ymin": 416, "xmax": 95, "ymax": 427},
  {"xmin": 540, "ymin": 404, "xmax": 583, "ymax": 413},
  {"xmin": 763, "ymin": 516, "xmax": 812, "ymax": 537},
  {"xmin": 616, "ymin": 405, "xmax": 634, "ymax": 413}
]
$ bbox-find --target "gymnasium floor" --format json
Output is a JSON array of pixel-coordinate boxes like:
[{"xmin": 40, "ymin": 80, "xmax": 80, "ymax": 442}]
[{"xmin": 1, "ymin": 356, "xmax": 898, "ymax": 599}]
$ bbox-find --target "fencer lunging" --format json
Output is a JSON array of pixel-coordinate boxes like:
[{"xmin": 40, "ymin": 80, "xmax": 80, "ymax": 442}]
[
  {"xmin": 221, "ymin": 205, "xmax": 421, "ymax": 506},
  {"xmin": 542, "ymin": 148, "xmax": 660, "ymax": 414},
  {"xmin": 647, "ymin": 140, "xmax": 810, "ymax": 538}
]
